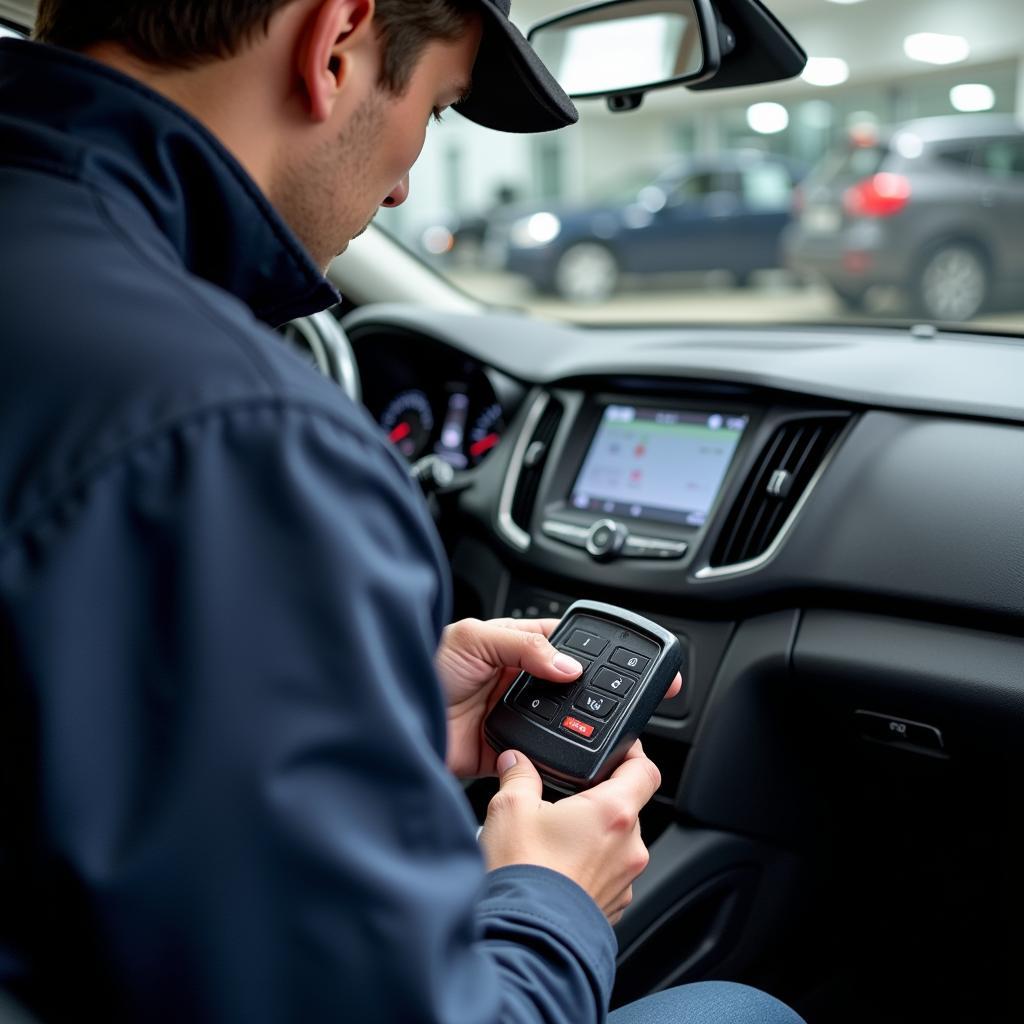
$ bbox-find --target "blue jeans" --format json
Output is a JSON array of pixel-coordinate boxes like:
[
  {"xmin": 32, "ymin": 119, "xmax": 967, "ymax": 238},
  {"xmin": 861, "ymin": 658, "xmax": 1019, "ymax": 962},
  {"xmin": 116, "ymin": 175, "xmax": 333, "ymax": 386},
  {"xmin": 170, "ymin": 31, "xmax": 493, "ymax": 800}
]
[{"xmin": 609, "ymin": 982, "xmax": 806, "ymax": 1024}]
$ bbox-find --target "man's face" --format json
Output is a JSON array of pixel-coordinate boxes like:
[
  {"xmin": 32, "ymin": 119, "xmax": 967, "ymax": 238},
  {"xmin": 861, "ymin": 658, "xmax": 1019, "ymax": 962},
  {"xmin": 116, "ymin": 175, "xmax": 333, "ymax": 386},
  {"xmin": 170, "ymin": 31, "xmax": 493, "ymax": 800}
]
[{"xmin": 276, "ymin": 15, "xmax": 483, "ymax": 270}]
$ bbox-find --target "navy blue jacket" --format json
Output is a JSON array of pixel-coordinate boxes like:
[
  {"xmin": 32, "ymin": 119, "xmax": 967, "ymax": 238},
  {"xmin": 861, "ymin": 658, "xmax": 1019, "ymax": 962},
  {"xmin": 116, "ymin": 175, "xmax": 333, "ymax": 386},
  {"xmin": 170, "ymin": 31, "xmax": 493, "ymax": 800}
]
[{"xmin": 0, "ymin": 39, "xmax": 615, "ymax": 1023}]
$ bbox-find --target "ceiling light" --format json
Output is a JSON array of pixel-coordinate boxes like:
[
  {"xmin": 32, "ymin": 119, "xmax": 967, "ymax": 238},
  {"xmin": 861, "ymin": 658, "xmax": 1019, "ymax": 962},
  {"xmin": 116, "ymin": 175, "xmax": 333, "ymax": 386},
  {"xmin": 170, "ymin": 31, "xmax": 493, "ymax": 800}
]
[
  {"xmin": 950, "ymin": 83, "xmax": 996, "ymax": 112},
  {"xmin": 802, "ymin": 57, "xmax": 850, "ymax": 87},
  {"xmin": 747, "ymin": 103, "xmax": 789, "ymax": 135},
  {"xmin": 903, "ymin": 33, "xmax": 970, "ymax": 65},
  {"xmin": 0, "ymin": 25, "xmax": 25, "ymax": 38}
]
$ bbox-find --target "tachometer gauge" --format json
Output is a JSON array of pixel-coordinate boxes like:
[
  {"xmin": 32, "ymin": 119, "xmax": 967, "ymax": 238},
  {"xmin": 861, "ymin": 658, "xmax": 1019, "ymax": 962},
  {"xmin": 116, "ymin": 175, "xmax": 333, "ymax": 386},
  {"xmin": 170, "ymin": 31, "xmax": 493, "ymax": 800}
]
[
  {"xmin": 468, "ymin": 403, "xmax": 505, "ymax": 465},
  {"xmin": 381, "ymin": 390, "xmax": 434, "ymax": 460}
]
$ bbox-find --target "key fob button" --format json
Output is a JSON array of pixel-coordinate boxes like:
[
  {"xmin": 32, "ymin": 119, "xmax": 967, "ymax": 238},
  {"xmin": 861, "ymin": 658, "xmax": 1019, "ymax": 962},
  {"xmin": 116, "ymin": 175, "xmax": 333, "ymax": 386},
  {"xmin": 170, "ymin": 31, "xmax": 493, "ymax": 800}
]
[
  {"xmin": 592, "ymin": 666, "xmax": 637, "ymax": 698},
  {"xmin": 561, "ymin": 715, "xmax": 597, "ymax": 739},
  {"xmin": 566, "ymin": 630, "xmax": 607, "ymax": 657},
  {"xmin": 573, "ymin": 690, "xmax": 617, "ymax": 720},
  {"xmin": 557, "ymin": 650, "xmax": 591, "ymax": 679},
  {"xmin": 609, "ymin": 648, "xmax": 650, "ymax": 674},
  {"xmin": 516, "ymin": 690, "xmax": 560, "ymax": 722}
]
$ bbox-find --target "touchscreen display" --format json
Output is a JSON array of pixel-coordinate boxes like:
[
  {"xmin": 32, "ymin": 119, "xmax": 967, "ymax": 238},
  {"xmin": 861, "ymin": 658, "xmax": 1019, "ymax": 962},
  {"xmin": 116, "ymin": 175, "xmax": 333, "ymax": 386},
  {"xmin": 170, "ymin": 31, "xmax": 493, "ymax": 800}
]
[{"xmin": 570, "ymin": 405, "xmax": 748, "ymax": 527}]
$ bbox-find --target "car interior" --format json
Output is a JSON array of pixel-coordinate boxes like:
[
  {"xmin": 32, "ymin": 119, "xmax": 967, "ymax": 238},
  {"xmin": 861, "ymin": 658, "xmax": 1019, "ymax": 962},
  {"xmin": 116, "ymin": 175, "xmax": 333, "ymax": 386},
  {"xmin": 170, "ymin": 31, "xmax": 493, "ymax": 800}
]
[{"xmin": 2, "ymin": 0, "xmax": 1023, "ymax": 1021}]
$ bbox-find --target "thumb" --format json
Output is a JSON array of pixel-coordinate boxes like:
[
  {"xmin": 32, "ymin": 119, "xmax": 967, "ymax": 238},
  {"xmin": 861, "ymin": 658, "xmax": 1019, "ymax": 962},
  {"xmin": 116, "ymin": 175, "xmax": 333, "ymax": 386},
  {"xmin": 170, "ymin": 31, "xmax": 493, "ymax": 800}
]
[
  {"xmin": 483, "ymin": 623, "xmax": 583, "ymax": 683},
  {"xmin": 495, "ymin": 749, "xmax": 543, "ymax": 799}
]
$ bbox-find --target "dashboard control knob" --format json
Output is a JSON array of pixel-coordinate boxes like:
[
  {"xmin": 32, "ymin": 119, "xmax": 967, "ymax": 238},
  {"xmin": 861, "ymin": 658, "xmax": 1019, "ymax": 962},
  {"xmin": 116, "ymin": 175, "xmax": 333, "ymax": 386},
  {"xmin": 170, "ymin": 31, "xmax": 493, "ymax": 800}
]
[{"xmin": 586, "ymin": 519, "xmax": 627, "ymax": 562}]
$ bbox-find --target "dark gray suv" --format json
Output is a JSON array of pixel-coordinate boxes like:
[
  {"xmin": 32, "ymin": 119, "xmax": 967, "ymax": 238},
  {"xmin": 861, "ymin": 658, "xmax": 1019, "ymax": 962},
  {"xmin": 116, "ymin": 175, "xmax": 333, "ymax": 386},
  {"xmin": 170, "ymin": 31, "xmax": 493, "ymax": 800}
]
[{"xmin": 784, "ymin": 115, "xmax": 1024, "ymax": 322}]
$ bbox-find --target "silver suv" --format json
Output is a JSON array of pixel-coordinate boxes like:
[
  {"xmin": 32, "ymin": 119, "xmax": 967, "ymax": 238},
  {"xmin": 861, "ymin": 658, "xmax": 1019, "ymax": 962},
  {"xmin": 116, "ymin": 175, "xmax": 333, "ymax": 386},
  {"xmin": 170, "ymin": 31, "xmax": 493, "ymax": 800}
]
[{"xmin": 784, "ymin": 115, "xmax": 1024, "ymax": 322}]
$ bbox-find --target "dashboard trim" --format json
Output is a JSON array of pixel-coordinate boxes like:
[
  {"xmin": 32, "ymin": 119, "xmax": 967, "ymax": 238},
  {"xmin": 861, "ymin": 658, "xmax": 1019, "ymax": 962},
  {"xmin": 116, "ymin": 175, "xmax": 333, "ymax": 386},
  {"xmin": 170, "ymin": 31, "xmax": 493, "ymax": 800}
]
[{"xmin": 496, "ymin": 390, "xmax": 551, "ymax": 553}]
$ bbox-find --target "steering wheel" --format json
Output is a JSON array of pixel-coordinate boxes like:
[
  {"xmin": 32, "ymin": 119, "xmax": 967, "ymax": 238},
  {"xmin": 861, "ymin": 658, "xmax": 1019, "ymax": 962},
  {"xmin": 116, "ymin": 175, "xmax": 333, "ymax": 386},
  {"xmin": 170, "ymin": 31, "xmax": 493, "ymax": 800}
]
[{"xmin": 280, "ymin": 311, "xmax": 361, "ymax": 404}]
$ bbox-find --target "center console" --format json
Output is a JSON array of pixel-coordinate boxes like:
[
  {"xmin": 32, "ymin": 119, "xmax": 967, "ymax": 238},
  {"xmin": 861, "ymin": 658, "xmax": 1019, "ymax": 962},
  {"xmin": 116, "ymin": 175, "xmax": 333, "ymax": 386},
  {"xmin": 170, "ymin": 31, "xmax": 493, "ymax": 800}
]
[{"xmin": 539, "ymin": 398, "xmax": 755, "ymax": 566}]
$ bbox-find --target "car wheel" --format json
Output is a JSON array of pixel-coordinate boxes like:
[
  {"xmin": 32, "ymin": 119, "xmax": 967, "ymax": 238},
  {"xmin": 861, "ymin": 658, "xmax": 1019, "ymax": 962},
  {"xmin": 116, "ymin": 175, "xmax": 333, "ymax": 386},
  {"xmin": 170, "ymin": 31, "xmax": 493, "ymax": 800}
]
[
  {"xmin": 553, "ymin": 243, "xmax": 619, "ymax": 303},
  {"xmin": 913, "ymin": 243, "xmax": 990, "ymax": 322}
]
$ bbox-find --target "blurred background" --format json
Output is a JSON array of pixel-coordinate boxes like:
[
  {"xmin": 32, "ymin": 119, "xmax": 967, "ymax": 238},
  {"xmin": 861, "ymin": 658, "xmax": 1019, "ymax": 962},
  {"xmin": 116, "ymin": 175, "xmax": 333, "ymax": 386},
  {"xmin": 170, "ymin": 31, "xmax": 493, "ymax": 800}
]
[{"xmin": 376, "ymin": 0, "xmax": 1024, "ymax": 329}]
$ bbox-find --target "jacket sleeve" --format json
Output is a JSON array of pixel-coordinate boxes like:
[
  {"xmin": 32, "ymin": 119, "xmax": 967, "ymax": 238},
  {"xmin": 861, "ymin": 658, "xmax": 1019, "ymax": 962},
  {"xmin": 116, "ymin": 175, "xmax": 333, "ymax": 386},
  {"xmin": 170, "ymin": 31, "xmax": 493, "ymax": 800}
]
[{"xmin": 2, "ymin": 399, "xmax": 616, "ymax": 1024}]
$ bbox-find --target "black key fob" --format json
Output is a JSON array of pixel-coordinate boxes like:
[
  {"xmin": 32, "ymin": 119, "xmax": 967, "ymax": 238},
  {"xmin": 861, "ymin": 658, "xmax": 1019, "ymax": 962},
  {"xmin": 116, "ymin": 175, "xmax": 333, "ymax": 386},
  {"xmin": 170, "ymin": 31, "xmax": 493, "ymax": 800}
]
[{"xmin": 484, "ymin": 600, "xmax": 683, "ymax": 793}]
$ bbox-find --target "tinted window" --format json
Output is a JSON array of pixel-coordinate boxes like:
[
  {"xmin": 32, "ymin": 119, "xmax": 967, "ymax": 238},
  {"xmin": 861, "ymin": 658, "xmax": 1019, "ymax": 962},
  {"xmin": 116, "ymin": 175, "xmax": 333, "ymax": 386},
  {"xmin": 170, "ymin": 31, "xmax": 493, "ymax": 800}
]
[
  {"xmin": 668, "ymin": 171, "xmax": 739, "ymax": 204},
  {"xmin": 975, "ymin": 139, "xmax": 1024, "ymax": 179},
  {"xmin": 934, "ymin": 146, "xmax": 977, "ymax": 167}
]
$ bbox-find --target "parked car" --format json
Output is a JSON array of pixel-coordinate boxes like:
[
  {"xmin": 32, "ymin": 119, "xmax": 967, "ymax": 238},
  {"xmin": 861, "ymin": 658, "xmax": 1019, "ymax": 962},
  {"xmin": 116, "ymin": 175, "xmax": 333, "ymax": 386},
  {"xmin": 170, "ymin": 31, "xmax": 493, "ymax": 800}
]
[
  {"xmin": 484, "ymin": 152, "xmax": 806, "ymax": 302},
  {"xmin": 784, "ymin": 115, "xmax": 1024, "ymax": 322}
]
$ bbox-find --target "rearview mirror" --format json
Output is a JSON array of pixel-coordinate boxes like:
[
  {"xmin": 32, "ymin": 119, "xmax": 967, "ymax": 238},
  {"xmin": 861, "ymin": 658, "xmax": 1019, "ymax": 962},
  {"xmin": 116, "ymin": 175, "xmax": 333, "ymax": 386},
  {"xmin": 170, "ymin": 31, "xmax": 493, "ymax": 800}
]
[{"xmin": 528, "ymin": 0, "xmax": 723, "ymax": 111}]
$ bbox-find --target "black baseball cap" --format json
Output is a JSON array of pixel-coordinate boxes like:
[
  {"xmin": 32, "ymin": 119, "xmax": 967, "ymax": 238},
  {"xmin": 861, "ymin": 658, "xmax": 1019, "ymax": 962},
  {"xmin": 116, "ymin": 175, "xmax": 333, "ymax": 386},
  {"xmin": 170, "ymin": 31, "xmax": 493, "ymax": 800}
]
[{"xmin": 454, "ymin": 0, "xmax": 579, "ymax": 133}]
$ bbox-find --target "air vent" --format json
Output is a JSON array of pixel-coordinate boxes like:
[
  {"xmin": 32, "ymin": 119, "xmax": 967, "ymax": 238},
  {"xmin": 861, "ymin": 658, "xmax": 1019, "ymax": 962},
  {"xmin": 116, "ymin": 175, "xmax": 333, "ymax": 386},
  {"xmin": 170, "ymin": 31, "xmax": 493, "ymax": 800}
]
[
  {"xmin": 709, "ymin": 416, "xmax": 848, "ymax": 569},
  {"xmin": 511, "ymin": 396, "xmax": 563, "ymax": 533}
]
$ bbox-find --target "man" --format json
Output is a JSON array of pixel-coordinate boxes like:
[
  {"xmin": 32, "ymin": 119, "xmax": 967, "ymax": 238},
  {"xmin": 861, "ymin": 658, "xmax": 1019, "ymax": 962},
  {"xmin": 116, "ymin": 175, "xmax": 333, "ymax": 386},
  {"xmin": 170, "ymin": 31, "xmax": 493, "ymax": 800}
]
[{"xmin": 0, "ymin": 2, "xmax": 804, "ymax": 1021}]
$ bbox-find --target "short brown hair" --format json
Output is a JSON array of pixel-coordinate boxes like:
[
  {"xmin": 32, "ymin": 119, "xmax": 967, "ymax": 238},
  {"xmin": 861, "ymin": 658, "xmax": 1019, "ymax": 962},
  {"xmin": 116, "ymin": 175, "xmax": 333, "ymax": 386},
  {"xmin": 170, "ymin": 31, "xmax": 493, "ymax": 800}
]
[{"xmin": 34, "ymin": 0, "xmax": 476, "ymax": 92}]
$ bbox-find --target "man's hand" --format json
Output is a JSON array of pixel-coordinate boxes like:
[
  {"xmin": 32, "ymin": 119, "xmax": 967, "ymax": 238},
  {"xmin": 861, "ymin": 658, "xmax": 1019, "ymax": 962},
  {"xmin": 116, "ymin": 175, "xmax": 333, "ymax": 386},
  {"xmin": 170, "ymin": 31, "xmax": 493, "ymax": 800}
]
[
  {"xmin": 480, "ymin": 742, "xmax": 661, "ymax": 925},
  {"xmin": 436, "ymin": 617, "xmax": 683, "ymax": 779},
  {"xmin": 437, "ymin": 617, "xmax": 582, "ymax": 779}
]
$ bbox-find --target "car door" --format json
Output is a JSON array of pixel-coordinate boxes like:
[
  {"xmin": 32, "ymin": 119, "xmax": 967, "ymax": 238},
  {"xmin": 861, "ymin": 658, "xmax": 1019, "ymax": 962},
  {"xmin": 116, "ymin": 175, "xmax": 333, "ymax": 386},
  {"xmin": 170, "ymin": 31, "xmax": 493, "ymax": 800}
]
[
  {"xmin": 632, "ymin": 169, "xmax": 743, "ymax": 274},
  {"xmin": 732, "ymin": 160, "xmax": 797, "ymax": 271}
]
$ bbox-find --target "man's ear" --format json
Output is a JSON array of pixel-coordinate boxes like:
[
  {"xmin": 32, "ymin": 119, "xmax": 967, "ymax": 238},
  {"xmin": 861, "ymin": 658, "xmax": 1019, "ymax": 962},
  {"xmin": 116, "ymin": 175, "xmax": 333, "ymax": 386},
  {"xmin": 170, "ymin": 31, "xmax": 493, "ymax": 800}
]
[{"xmin": 299, "ymin": 0, "xmax": 376, "ymax": 123}]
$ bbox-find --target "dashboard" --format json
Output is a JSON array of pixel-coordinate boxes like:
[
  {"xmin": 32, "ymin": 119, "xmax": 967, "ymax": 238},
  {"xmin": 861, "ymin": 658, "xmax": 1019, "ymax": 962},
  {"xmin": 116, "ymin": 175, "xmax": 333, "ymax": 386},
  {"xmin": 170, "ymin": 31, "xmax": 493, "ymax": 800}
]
[
  {"xmin": 341, "ymin": 302, "xmax": 1024, "ymax": 1007},
  {"xmin": 345, "ymin": 305, "xmax": 1024, "ymax": 620}
]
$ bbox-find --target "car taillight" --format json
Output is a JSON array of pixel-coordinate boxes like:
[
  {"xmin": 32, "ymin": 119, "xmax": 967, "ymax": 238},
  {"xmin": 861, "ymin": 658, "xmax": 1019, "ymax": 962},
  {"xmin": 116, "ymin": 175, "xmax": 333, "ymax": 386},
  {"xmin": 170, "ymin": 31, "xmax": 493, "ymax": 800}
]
[{"xmin": 842, "ymin": 173, "xmax": 912, "ymax": 218}]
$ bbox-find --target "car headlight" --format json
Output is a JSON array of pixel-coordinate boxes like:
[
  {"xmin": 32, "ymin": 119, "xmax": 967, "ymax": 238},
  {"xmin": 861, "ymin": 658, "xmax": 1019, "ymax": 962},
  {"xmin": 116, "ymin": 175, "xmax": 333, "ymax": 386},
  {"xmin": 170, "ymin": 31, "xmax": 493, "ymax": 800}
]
[{"xmin": 509, "ymin": 212, "xmax": 562, "ymax": 249}]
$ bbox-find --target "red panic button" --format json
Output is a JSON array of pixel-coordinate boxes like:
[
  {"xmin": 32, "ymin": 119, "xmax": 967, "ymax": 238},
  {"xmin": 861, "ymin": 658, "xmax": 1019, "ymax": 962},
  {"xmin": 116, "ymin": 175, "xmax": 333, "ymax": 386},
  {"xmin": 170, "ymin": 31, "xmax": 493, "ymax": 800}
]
[{"xmin": 561, "ymin": 716, "xmax": 595, "ymax": 739}]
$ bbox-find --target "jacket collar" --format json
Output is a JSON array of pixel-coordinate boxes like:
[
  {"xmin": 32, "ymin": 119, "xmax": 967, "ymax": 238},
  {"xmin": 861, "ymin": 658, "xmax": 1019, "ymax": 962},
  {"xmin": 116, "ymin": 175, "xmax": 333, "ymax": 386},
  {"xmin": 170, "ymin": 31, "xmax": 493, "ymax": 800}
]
[{"xmin": 0, "ymin": 39, "xmax": 341, "ymax": 326}]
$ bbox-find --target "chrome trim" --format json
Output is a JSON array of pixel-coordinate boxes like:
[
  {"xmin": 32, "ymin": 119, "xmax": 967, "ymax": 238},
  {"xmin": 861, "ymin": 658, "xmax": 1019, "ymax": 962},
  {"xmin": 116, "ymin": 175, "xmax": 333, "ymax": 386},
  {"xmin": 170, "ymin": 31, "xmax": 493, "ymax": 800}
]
[
  {"xmin": 585, "ymin": 519, "xmax": 625, "ymax": 559},
  {"xmin": 624, "ymin": 537, "xmax": 689, "ymax": 557},
  {"xmin": 496, "ymin": 392, "xmax": 551, "ymax": 552},
  {"xmin": 542, "ymin": 520, "xmax": 590, "ymax": 545},
  {"xmin": 694, "ymin": 417, "xmax": 855, "ymax": 581}
]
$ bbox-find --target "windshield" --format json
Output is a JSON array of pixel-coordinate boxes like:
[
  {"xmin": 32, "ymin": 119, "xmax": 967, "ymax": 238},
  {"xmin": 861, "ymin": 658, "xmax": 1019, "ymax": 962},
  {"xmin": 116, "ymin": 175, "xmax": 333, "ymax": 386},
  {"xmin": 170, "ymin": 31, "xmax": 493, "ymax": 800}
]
[{"xmin": 377, "ymin": 0, "xmax": 1024, "ymax": 335}]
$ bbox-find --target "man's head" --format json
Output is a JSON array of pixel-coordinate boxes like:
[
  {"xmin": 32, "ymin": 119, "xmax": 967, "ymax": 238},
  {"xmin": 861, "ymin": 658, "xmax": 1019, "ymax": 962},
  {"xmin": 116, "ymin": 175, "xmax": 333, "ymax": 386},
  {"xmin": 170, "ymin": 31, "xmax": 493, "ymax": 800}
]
[{"xmin": 35, "ymin": 0, "xmax": 483, "ymax": 268}]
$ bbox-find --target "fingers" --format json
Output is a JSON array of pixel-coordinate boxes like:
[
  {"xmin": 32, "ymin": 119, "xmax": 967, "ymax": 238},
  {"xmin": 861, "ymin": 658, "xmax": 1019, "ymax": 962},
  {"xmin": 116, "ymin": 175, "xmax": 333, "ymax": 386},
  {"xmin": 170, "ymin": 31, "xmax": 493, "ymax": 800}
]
[
  {"xmin": 600, "ymin": 743, "xmax": 662, "ymax": 810},
  {"xmin": 665, "ymin": 672, "xmax": 683, "ymax": 701},
  {"xmin": 494, "ymin": 749, "xmax": 544, "ymax": 804},
  {"xmin": 473, "ymin": 620, "xmax": 583, "ymax": 682},
  {"xmin": 490, "ymin": 617, "xmax": 561, "ymax": 638}
]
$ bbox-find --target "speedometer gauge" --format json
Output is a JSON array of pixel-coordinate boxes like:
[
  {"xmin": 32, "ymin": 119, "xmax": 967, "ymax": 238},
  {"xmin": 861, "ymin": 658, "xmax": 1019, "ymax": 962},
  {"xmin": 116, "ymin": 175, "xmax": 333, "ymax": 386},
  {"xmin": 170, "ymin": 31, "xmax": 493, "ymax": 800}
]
[
  {"xmin": 468, "ymin": 403, "xmax": 504, "ymax": 465},
  {"xmin": 381, "ymin": 390, "xmax": 434, "ymax": 460}
]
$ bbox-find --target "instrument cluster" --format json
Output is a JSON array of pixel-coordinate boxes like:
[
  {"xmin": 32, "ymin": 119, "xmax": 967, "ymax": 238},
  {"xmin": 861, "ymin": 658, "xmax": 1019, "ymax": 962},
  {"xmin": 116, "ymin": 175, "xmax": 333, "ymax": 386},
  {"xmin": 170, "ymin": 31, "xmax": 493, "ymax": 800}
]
[{"xmin": 353, "ymin": 330, "xmax": 523, "ymax": 471}]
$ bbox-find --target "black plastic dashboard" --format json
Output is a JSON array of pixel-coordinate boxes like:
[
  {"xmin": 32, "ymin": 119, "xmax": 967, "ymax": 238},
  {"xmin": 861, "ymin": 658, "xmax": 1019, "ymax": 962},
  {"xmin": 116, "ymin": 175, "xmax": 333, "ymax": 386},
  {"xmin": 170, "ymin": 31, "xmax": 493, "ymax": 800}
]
[
  {"xmin": 344, "ymin": 299, "xmax": 1024, "ymax": 786},
  {"xmin": 344, "ymin": 304, "xmax": 1024, "ymax": 627},
  {"xmin": 342, "ymin": 301, "xmax": 1024, "ymax": 1003}
]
